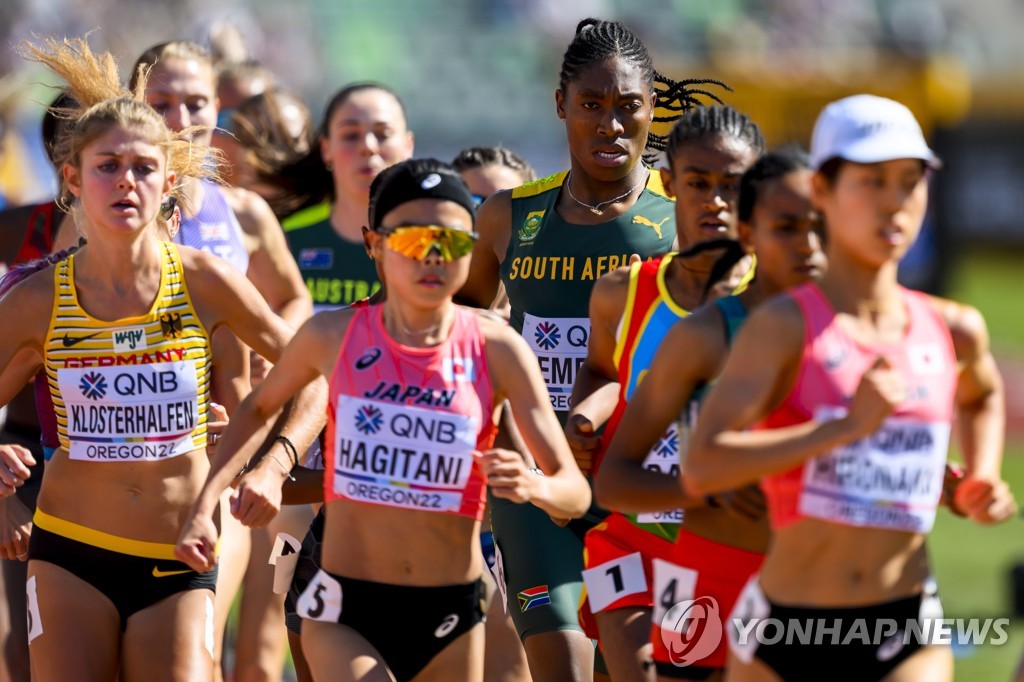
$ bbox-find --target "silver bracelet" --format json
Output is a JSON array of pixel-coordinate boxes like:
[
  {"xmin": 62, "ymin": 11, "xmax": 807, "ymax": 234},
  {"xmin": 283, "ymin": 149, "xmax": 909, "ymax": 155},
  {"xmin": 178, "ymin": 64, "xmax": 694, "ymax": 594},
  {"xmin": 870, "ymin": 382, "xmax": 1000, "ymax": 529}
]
[
  {"xmin": 267, "ymin": 453, "xmax": 296, "ymax": 481},
  {"xmin": 528, "ymin": 467, "xmax": 545, "ymax": 476}
]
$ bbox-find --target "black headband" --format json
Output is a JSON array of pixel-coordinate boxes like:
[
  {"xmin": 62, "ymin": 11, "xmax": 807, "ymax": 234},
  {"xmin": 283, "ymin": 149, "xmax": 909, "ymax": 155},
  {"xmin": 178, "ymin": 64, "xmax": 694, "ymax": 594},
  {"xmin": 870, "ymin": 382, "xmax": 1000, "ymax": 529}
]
[{"xmin": 369, "ymin": 162, "xmax": 477, "ymax": 229}]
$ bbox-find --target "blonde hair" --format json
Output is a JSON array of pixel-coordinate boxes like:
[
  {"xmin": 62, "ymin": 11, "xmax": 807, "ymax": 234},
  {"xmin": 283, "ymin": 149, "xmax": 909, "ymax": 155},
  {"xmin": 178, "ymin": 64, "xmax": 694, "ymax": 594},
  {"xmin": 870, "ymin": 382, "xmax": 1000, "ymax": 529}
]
[{"xmin": 19, "ymin": 36, "xmax": 220, "ymax": 213}]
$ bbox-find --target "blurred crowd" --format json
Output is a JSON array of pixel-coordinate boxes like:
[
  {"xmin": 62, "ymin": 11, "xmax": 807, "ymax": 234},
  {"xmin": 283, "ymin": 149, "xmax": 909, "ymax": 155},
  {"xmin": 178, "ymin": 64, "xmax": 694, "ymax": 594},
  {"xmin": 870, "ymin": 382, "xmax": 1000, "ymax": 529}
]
[{"xmin": 2, "ymin": 0, "xmax": 1024, "ymax": 205}]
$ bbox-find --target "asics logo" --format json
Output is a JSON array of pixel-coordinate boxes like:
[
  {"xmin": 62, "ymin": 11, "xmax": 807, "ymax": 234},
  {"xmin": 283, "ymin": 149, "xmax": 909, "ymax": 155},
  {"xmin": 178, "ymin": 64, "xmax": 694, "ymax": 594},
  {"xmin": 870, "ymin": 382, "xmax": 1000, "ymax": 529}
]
[
  {"xmin": 355, "ymin": 347, "xmax": 382, "ymax": 370},
  {"xmin": 434, "ymin": 613, "xmax": 459, "ymax": 638}
]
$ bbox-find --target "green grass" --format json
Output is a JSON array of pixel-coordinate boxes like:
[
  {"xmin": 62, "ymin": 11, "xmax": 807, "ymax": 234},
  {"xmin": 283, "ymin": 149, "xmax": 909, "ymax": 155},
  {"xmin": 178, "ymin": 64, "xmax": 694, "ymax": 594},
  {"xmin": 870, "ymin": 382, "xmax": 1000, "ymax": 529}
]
[
  {"xmin": 948, "ymin": 248, "xmax": 1024, "ymax": 352},
  {"xmin": 932, "ymin": 444, "xmax": 1024, "ymax": 681},
  {"xmin": 932, "ymin": 248, "xmax": 1024, "ymax": 680}
]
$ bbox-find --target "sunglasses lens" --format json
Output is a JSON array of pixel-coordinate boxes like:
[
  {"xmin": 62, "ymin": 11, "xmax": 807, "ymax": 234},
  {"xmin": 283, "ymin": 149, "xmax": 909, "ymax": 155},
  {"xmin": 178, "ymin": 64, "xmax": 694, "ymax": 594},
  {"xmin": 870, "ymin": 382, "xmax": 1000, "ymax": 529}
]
[{"xmin": 384, "ymin": 227, "xmax": 477, "ymax": 261}]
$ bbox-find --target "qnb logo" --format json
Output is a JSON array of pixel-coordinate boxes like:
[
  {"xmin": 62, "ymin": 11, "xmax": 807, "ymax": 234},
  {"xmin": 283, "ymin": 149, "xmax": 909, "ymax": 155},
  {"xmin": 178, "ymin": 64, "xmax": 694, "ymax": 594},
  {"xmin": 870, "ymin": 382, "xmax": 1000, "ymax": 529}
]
[
  {"xmin": 354, "ymin": 405, "xmax": 384, "ymax": 435},
  {"xmin": 534, "ymin": 322, "xmax": 561, "ymax": 351},
  {"xmin": 655, "ymin": 431, "xmax": 679, "ymax": 458},
  {"xmin": 79, "ymin": 372, "xmax": 108, "ymax": 400},
  {"xmin": 661, "ymin": 596, "xmax": 723, "ymax": 668}
]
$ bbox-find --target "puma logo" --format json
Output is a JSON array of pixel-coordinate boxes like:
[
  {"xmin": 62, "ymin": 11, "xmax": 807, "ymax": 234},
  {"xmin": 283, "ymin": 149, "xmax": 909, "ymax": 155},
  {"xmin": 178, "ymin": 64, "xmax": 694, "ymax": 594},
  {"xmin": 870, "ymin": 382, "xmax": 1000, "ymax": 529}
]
[{"xmin": 633, "ymin": 215, "xmax": 670, "ymax": 240}]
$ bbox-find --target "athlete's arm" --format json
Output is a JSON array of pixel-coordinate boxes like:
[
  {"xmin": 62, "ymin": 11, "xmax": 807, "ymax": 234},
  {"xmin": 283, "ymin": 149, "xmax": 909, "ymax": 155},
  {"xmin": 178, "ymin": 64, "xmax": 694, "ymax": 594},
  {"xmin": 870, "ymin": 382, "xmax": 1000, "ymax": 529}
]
[
  {"xmin": 483, "ymin": 318, "xmax": 592, "ymax": 519},
  {"xmin": 595, "ymin": 311, "xmax": 720, "ymax": 513},
  {"xmin": 209, "ymin": 327, "xmax": 250, "ymax": 415},
  {"xmin": 565, "ymin": 266, "xmax": 630, "ymax": 474},
  {"xmin": 185, "ymin": 248, "xmax": 295, "ymax": 364},
  {"xmin": 0, "ymin": 276, "xmax": 50, "ymax": 495},
  {"xmin": 933, "ymin": 297, "xmax": 1017, "ymax": 523},
  {"xmin": 0, "ymin": 345, "xmax": 43, "ymax": 497},
  {"xmin": 176, "ymin": 310, "xmax": 341, "ymax": 571},
  {"xmin": 684, "ymin": 297, "xmax": 903, "ymax": 496},
  {"xmin": 0, "ymin": 270, "xmax": 51, "ymax": 407},
  {"xmin": 225, "ymin": 187, "xmax": 313, "ymax": 329},
  {"xmin": 456, "ymin": 191, "xmax": 510, "ymax": 308}
]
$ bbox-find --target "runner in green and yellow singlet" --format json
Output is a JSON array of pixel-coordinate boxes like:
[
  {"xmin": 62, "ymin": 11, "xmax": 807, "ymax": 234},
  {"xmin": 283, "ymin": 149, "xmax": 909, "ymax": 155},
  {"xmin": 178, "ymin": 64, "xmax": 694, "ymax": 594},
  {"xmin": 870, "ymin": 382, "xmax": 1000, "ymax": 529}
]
[
  {"xmin": 279, "ymin": 83, "xmax": 413, "ymax": 312},
  {"xmin": 574, "ymin": 106, "xmax": 764, "ymax": 682},
  {"xmin": 459, "ymin": 17, "xmax": 729, "ymax": 682}
]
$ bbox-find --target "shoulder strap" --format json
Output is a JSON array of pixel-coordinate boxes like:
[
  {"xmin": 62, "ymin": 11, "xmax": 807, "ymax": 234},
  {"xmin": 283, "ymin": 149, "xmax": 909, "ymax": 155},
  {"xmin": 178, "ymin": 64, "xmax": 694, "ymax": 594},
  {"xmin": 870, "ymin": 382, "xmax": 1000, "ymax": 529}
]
[{"xmin": 713, "ymin": 296, "xmax": 747, "ymax": 345}]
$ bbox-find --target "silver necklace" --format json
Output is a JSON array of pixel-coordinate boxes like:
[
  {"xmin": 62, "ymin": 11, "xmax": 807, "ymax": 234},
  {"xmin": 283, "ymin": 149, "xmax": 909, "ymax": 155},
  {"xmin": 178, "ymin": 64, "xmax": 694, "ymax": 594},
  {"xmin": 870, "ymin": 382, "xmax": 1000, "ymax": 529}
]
[
  {"xmin": 389, "ymin": 309, "xmax": 450, "ymax": 339},
  {"xmin": 564, "ymin": 170, "xmax": 647, "ymax": 216}
]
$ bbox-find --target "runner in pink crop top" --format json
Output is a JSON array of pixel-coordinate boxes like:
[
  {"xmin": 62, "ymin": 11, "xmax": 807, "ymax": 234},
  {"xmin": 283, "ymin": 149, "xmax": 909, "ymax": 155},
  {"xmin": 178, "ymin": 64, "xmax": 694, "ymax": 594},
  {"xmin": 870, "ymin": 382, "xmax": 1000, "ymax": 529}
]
[
  {"xmin": 760, "ymin": 281, "xmax": 957, "ymax": 532},
  {"xmin": 175, "ymin": 159, "xmax": 591, "ymax": 682},
  {"xmin": 324, "ymin": 303, "xmax": 495, "ymax": 518},
  {"xmin": 680, "ymin": 94, "xmax": 1016, "ymax": 682}
]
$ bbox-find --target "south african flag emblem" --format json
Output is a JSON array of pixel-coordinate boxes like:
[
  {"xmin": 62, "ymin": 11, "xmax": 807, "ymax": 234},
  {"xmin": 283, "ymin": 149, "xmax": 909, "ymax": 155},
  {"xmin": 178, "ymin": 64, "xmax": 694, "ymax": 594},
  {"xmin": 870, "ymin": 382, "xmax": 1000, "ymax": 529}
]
[{"xmin": 517, "ymin": 585, "xmax": 551, "ymax": 612}]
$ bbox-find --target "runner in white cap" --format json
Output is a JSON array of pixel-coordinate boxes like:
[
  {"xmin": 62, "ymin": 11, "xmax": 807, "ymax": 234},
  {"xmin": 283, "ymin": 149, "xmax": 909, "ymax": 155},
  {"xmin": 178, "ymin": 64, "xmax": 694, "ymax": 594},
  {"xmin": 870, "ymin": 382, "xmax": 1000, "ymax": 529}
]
[{"xmin": 684, "ymin": 94, "xmax": 1016, "ymax": 682}]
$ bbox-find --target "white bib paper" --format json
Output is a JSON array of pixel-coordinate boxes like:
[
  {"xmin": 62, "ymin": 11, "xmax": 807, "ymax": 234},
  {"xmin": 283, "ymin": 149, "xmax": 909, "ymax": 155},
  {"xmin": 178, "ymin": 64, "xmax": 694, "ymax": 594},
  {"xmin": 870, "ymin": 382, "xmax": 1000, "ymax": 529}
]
[
  {"xmin": 333, "ymin": 396, "xmax": 478, "ymax": 513},
  {"xmin": 521, "ymin": 314, "xmax": 590, "ymax": 411},
  {"xmin": 57, "ymin": 361, "xmax": 200, "ymax": 462},
  {"xmin": 637, "ymin": 421, "xmax": 684, "ymax": 525},
  {"xmin": 800, "ymin": 407, "xmax": 950, "ymax": 533}
]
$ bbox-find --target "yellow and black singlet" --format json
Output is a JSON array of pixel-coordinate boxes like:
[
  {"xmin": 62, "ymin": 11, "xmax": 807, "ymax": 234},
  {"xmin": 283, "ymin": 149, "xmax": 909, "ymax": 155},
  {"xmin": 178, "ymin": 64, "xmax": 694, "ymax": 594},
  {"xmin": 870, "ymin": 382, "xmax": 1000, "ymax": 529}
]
[{"xmin": 43, "ymin": 242, "xmax": 211, "ymax": 462}]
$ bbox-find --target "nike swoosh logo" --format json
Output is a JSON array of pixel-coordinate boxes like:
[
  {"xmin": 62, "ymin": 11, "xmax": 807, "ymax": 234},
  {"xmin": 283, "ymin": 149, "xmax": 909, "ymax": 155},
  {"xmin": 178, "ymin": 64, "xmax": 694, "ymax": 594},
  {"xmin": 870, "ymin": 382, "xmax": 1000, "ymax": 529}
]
[
  {"xmin": 62, "ymin": 332, "xmax": 101, "ymax": 348},
  {"xmin": 152, "ymin": 566, "xmax": 193, "ymax": 578}
]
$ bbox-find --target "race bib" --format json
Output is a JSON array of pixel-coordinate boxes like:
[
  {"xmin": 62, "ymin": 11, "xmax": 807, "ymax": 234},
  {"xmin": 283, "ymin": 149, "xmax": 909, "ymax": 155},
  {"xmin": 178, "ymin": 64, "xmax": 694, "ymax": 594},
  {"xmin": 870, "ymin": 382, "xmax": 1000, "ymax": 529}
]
[
  {"xmin": 333, "ymin": 396, "xmax": 478, "ymax": 514},
  {"xmin": 57, "ymin": 361, "xmax": 201, "ymax": 462},
  {"xmin": 26, "ymin": 575, "xmax": 43, "ymax": 644},
  {"xmin": 521, "ymin": 314, "xmax": 590, "ymax": 411},
  {"xmin": 651, "ymin": 559, "xmax": 699, "ymax": 627},
  {"xmin": 297, "ymin": 569, "xmax": 342, "ymax": 622},
  {"xmin": 582, "ymin": 551, "xmax": 647, "ymax": 613},
  {"xmin": 800, "ymin": 407, "xmax": 950, "ymax": 533},
  {"xmin": 637, "ymin": 421, "xmax": 684, "ymax": 525}
]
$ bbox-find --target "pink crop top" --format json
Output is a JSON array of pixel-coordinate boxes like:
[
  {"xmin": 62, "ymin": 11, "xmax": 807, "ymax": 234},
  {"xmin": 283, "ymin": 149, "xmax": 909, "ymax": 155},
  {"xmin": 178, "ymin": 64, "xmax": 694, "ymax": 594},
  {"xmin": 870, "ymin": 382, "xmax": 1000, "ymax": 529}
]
[
  {"xmin": 760, "ymin": 283, "xmax": 957, "ymax": 533},
  {"xmin": 324, "ymin": 304, "xmax": 496, "ymax": 520}
]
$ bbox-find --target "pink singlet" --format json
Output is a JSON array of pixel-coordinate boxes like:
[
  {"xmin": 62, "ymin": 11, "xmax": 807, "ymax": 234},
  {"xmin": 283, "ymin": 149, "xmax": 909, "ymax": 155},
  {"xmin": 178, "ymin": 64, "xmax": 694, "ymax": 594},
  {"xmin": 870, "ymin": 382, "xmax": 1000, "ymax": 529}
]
[
  {"xmin": 324, "ymin": 304, "xmax": 496, "ymax": 520},
  {"xmin": 760, "ymin": 282, "xmax": 957, "ymax": 533}
]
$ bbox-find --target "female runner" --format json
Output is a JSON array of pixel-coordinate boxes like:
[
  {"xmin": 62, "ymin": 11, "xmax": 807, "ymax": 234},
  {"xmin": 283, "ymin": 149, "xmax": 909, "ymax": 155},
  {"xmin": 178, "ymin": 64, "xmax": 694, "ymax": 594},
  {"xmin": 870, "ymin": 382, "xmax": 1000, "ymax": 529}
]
[
  {"xmin": 596, "ymin": 149, "xmax": 823, "ymax": 681},
  {"xmin": 0, "ymin": 36, "xmax": 323, "ymax": 681},
  {"xmin": 176, "ymin": 157, "xmax": 591, "ymax": 681},
  {"xmin": 685, "ymin": 95, "xmax": 1017, "ymax": 681},
  {"xmin": 459, "ymin": 18, "xmax": 726, "ymax": 679}
]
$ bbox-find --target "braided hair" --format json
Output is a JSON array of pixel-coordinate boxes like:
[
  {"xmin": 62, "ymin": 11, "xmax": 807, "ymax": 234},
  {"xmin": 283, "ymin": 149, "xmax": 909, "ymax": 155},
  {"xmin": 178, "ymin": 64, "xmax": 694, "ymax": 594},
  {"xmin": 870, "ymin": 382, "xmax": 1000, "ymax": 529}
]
[
  {"xmin": 451, "ymin": 146, "xmax": 536, "ymax": 183},
  {"xmin": 559, "ymin": 18, "xmax": 731, "ymax": 163},
  {"xmin": 0, "ymin": 239, "xmax": 85, "ymax": 299},
  {"xmin": 665, "ymin": 106, "xmax": 766, "ymax": 170}
]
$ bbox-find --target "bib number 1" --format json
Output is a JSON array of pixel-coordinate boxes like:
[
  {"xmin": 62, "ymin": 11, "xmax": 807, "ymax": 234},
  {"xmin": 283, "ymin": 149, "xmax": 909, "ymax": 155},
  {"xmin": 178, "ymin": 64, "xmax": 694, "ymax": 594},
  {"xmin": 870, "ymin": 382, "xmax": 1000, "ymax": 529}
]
[{"xmin": 582, "ymin": 551, "xmax": 647, "ymax": 613}]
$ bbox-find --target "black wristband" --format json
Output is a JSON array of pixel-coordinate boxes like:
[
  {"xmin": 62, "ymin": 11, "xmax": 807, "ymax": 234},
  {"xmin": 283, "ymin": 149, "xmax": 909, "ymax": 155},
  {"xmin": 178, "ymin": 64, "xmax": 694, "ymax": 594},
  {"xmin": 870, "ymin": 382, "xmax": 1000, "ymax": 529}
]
[{"xmin": 274, "ymin": 435, "xmax": 300, "ymax": 469}]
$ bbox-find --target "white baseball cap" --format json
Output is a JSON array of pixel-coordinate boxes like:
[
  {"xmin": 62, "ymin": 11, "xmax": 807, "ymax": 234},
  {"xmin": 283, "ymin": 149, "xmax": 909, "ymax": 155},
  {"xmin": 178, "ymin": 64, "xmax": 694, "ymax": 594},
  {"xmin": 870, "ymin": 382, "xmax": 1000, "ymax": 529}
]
[{"xmin": 809, "ymin": 94, "xmax": 940, "ymax": 170}]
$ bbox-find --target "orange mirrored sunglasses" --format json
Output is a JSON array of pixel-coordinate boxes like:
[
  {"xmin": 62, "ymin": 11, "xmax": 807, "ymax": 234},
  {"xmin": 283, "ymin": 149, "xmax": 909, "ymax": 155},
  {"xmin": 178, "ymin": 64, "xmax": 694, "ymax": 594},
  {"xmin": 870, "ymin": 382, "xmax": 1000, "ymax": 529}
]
[{"xmin": 380, "ymin": 225, "xmax": 478, "ymax": 261}]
